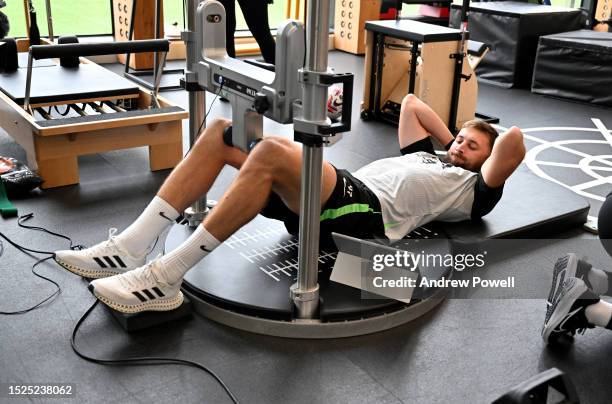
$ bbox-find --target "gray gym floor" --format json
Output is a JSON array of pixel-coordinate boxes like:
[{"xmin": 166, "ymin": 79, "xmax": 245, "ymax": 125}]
[{"xmin": 1, "ymin": 51, "xmax": 611, "ymax": 404}]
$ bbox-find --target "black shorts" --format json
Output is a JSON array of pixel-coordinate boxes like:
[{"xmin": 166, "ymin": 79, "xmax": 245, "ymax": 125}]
[{"xmin": 260, "ymin": 168, "xmax": 385, "ymax": 245}]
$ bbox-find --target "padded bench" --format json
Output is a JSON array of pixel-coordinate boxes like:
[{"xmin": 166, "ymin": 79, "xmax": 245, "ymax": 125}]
[{"xmin": 532, "ymin": 30, "xmax": 612, "ymax": 106}]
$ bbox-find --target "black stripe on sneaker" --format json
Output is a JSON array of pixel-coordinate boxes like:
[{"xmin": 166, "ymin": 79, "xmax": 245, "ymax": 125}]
[
  {"xmin": 152, "ymin": 287, "xmax": 165, "ymax": 297},
  {"xmin": 142, "ymin": 289, "xmax": 156, "ymax": 300},
  {"xmin": 103, "ymin": 256, "xmax": 117, "ymax": 268},
  {"xmin": 94, "ymin": 257, "xmax": 107, "ymax": 268},
  {"xmin": 132, "ymin": 291, "xmax": 147, "ymax": 302},
  {"xmin": 114, "ymin": 255, "xmax": 127, "ymax": 268}
]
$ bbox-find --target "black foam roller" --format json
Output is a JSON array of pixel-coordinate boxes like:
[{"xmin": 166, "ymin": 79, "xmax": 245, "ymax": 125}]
[
  {"xmin": 58, "ymin": 35, "xmax": 80, "ymax": 68},
  {"xmin": 0, "ymin": 37, "xmax": 17, "ymax": 73},
  {"xmin": 30, "ymin": 39, "xmax": 169, "ymax": 60}
]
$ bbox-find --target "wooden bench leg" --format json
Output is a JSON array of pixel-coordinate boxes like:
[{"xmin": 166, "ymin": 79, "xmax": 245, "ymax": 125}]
[
  {"xmin": 149, "ymin": 140, "xmax": 183, "ymax": 171},
  {"xmin": 37, "ymin": 156, "xmax": 79, "ymax": 189}
]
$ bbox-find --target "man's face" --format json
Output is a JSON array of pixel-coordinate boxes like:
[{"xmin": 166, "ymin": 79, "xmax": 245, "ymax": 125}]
[{"xmin": 447, "ymin": 128, "xmax": 492, "ymax": 172}]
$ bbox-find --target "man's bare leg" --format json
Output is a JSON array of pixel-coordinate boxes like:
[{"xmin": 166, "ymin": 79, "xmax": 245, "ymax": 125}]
[
  {"xmin": 157, "ymin": 118, "xmax": 248, "ymax": 212},
  {"xmin": 54, "ymin": 118, "xmax": 252, "ymax": 278},
  {"xmin": 154, "ymin": 136, "xmax": 337, "ymax": 284},
  {"xmin": 203, "ymin": 137, "xmax": 337, "ymax": 242},
  {"xmin": 398, "ymin": 94, "xmax": 454, "ymax": 149},
  {"xmin": 87, "ymin": 128, "xmax": 338, "ymax": 312},
  {"xmin": 111, "ymin": 118, "xmax": 248, "ymax": 255}
]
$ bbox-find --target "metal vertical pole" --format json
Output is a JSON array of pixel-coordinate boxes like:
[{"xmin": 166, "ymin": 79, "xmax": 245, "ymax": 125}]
[
  {"xmin": 153, "ymin": 0, "xmax": 160, "ymax": 77},
  {"xmin": 184, "ymin": 0, "xmax": 208, "ymax": 226},
  {"xmin": 448, "ymin": 0, "xmax": 469, "ymax": 132},
  {"xmin": 44, "ymin": 0, "xmax": 53, "ymax": 42},
  {"xmin": 291, "ymin": 0, "xmax": 331, "ymax": 319}
]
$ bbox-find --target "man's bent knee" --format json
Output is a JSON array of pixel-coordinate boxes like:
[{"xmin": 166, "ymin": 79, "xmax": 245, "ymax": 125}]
[
  {"xmin": 194, "ymin": 118, "xmax": 232, "ymax": 146},
  {"xmin": 401, "ymin": 93, "xmax": 421, "ymax": 110},
  {"xmin": 205, "ymin": 118, "xmax": 232, "ymax": 137},
  {"xmin": 250, "ymin": 137, "xmax": 293, "ymax": 159}
]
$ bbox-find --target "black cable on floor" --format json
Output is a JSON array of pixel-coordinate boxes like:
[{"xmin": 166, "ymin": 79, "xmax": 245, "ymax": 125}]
[
  {"xmin": 1, "ymin": 213, "xmax": 239, "ymax": 403},
  {"xmin": 71, "ymin": 300, "xmax": 239, "ymax": 404},
  {"xmin": 0, "ymin": 213, "xmax": 66, "ymax": 315}
]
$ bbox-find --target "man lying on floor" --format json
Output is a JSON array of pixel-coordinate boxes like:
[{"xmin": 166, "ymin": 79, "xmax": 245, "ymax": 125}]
[{"xmin": 54, "ymin": 94, "xmax": 526, "ymax": 313}]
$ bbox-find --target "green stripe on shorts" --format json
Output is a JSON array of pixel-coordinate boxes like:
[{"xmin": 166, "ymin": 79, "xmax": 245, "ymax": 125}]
[{"xmin": 320, "ymin": 203, "xmax": 376, "ymax": 222}]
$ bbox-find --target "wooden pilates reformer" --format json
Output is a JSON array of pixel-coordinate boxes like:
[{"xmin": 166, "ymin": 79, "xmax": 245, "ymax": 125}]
[{"xmin": 0, "ymin": 38, "xmax": 188, "ymax": 189}]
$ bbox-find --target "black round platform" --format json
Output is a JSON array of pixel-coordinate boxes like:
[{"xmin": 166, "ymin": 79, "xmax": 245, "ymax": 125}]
[{"xmin": 166, "ymin": 215, "xmax": 451, "ymax": 333}]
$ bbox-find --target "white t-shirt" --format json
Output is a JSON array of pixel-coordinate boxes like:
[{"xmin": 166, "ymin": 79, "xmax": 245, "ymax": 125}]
[{"xmin": 352, "ymin": 151, "xmax": 478, "ymax": 240}]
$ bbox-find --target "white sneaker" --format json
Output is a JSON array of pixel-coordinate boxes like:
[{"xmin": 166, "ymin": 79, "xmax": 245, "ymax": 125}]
[
  {"xmin": 88, "ymin": 259, "xmax": 183, "ymax": 313},
  {"xmin": 54, "ymin": 228, "xmax": 146, "ymax": 279}
]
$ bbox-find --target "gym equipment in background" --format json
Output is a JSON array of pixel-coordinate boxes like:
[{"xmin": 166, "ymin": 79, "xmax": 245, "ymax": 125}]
[
  {"xmin": 449, "ymin": 1, "xmax": 583, "ymax": 89},
  {"xmin": 334, "ymin": 0, "xmax": 382, "ymax": 55},
  {"xmin": 121, "ymin": 0, "xmax": 185, "ymax": 91},
  {"xmin": 394, "ymin": 0, "xmax": 451, "ymax": 26},
  {"xmin": 0, "ymin": 39, "xmax": 187, "ymax": 188},
  {"xmin": 593, "ymin": 0, "xmax": 612, "ymax": 31},
  {"xmin": 532, "ymin": 30, "xmax": 612, "ymax": 107},
  {"xmin": 360, "ymin": 19, "xmax": 491, "ymax": 132},
  {"xmin": 0, "ymin": 37, "xmax": 18, "ymax": 72},
  {"xmin": 581, "ymin": 0, "xmax": 612, "ymax": 32},
  {"xmin": 113, "ymin": 0, "xmax": 163, "ymax": 70},
  {"xmin": 333, "ymin": 0, "xmax": 452, "ymax": 56}
]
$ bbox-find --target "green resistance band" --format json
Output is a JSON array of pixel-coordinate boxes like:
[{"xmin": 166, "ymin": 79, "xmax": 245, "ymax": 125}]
[{"xmin": 0, "ymin": 180, "xmax": 17, "ymax": 218}]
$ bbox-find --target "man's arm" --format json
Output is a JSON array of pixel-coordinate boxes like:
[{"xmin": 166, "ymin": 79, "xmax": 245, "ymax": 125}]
[
  {"xmin": 398, "ymin": 95, "xmax": 454, "ymax": 150},
  {"xmin": 480, "ymin": 126, "xmax": 526, "ymax": 188}
]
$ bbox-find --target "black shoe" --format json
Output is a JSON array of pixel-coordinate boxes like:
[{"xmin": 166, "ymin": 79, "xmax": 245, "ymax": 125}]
[
  {"xmin": 542, "ymin": 277, "xmax": 598, "ymax": 344},
  {"xmin": 547, "ymin": 254, "xmax": 593, "ymax": 305}
]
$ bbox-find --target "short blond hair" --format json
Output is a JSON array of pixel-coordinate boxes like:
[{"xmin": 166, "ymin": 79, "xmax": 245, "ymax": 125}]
[{"xmin": 462, "ymin": 119, "xmax": 498, "ymax": 149}]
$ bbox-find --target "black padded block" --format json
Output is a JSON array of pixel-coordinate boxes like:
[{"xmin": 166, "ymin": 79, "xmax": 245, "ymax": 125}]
[
  {"xmin": 532, "ymin": 30, "xmax": 612, "ymax": 106},
  {"xmin": 0, "ymin": 37, "xmax": 17, "ymax": 73},
  {"xmin": 0, "ymin": 62, "xmax": 139, "ymax": 105},
  {"xmin": 443, "ymin": 167, "xmax": 589, "ymax": 242},
  {"xmin": 450, "ymin": 2, "xmax": 583, "ymax": 88},
  {"xmin": 57, "ymin": 35, "xmax": 80, "ymax": 68},
  {"xmin": 108, "ymin": 296, "xmax": 192, "ymax": 332}
]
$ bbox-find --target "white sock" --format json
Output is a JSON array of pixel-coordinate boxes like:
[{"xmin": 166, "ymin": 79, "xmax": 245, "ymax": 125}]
[
  {"xmin": 588, "ymin": 267, "xmax": 609, "ymax": 296},
  {"xmin": 157, "ymin": 225, "xmax": 220, "ymax": 284},
  {"xmin": 585, "ymin": 300, "xmax": 612, "ymax": 328},
  {"xmin": 116, "ymin": 196, "xmax": 180, "ymax": 256}
]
